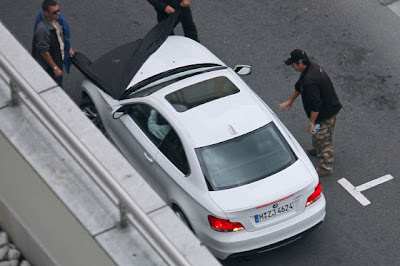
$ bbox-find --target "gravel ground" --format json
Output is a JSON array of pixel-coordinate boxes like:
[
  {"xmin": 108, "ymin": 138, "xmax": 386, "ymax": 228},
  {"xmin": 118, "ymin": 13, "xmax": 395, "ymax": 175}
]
[{"xmin": 0, "ymin": 230, "xmax": 31, "ymax": 266}]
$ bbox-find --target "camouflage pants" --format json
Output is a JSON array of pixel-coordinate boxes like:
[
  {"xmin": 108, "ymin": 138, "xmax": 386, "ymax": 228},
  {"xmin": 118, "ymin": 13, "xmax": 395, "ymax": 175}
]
[{"xmin": 312, "ymin": 115, "xmax": 337, "ymax": 174}]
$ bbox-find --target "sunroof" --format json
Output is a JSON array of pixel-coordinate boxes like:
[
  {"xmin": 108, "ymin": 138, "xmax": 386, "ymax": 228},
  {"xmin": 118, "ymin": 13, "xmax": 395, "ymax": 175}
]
[{"xmin": 165, "ymin": 76, "xmax": 240, "ymax": 112}]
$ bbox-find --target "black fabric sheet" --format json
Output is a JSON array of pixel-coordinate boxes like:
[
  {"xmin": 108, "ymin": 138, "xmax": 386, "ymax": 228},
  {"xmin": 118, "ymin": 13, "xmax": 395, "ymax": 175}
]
[{"xmin": 71, "ymin": 9, "xmax": 181, "ymax": 100}]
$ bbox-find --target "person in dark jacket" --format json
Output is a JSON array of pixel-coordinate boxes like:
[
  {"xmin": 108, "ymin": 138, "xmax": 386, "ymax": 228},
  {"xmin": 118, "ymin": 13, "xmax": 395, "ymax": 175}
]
[
  {"xmin": 34, "ymin": 10, "xmax": 73, "ymax": 74},
  {"xmin": 32, "ymin": 0, "xmax": 74, "ymax": 87},
  {"xmin": 147, "ymin": 0, "xmax": 198, "ymax": 42},
  {"xmin": 280, "ymin": 49, "xmax": 342, "ymax": 177}
]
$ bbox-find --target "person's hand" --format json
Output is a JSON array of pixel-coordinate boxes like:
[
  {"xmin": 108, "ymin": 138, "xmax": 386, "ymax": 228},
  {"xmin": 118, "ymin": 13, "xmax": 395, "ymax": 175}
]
[
  {"xmin": 150, "ymin": 109, "xmax": 158, "ymax": 117},
  {"xmin": 54, "ymin": 68, "xmax": 62, "ymax": 77},
  {"xmin": 181, "ymin": 0, "xmax": 191, "ymax": 7},
  {"xmin": 279, "ymin": 100, "xmax": 292, "ymax": 111},
  {"xmin": 69, "ymin": 48, "xmax": 75, "ymax": 57},
  {"xmin": 164, "ymin": 5, "xmax": 175, "ymax": 14},
  {"xmin": 308, "ymin": 124, "xmax": 314, "ymax": 134}
]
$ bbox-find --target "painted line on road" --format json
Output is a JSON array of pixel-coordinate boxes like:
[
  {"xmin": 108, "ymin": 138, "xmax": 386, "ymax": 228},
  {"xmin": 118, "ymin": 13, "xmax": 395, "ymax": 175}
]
[
  {"xmin": 338, "ymin": 178, "xmax": 371, "ymax": 206},
  {"xmin": 355, "ymin": 174, "xmax": 393, "ymax": 192},
  {"xmin": 338, "ymin": 175, "xmax": 394, "ymax": 206}
]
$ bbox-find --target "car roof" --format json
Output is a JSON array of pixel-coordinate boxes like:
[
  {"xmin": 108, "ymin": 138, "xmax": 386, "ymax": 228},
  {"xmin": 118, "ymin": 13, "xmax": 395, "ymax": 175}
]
[
  {"xmin": 127, "ymin": 36, "xmax": 225, "ymax": 89},
  {"xmin": 152, "ymin": 69, "xmax": 273, "ymax": 148}
]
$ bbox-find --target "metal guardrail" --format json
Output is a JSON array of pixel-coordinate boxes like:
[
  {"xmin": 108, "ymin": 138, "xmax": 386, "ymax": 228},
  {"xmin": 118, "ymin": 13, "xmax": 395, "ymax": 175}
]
[{"xmin": 0, "ymin": 52, "xmax": 190, "ymax": 266}]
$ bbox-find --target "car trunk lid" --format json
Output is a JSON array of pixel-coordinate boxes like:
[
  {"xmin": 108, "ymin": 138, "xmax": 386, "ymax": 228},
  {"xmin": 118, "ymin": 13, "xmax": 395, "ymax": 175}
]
[{"xmin": 208, "ymin": 160, "xmax": 317, "ymax": 232}]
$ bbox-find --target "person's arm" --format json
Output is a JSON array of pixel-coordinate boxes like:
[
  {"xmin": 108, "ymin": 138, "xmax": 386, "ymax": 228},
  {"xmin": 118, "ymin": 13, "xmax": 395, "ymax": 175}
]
[
  {"xmin": 280, "ymin": 90, "xmax": 300, "ymax": 111},
  {"xmin": 148, "ymin": 110, "xmax": 171, "ymax": 141},
  {"xmin": 307, "ymin": 83, "xmax": 323, "ymax": 133},
  {"xmin": 57, "ymin": 13, "xmax": 74, "ymax": 57},
  {"xmin": 35, "ymin": 27, "xmax": 62, "ymax": 77},
  {"xmin": 40, "ymin": 52, "xmax": 62, "ymax": 77}
]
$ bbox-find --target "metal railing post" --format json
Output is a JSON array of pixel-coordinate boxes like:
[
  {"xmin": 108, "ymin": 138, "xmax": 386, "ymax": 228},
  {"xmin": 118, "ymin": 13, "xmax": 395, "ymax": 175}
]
[
  {"xmin": 118, "ymin": 202, "xmax": 128, "ymax": 228},
  {"xmin": 9, "ymin": 80, "xmax": 19, "ymax": 106}
]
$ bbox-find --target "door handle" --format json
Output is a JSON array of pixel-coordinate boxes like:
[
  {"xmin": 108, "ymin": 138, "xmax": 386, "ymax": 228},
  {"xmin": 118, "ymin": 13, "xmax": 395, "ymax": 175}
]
[{"xmin": 143, "ymin": 152, "xmax": 154, "ymax": 164}]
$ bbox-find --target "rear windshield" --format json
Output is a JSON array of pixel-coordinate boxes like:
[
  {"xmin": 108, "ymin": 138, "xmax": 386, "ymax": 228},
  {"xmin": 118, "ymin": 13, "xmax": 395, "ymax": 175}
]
[
  {"xmin": 196, "ymin": 123, "xmax": 296, "ymax": 190},
  {"xmin": 165, "ymin": 76, "xmax": 239, "ymax": 112}
]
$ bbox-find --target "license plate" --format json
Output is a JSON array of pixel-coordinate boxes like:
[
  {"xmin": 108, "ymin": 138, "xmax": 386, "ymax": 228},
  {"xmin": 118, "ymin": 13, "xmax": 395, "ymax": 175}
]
[{"xmin": 255, "ymin": 203, "xmax": 293, "ymax": 223}]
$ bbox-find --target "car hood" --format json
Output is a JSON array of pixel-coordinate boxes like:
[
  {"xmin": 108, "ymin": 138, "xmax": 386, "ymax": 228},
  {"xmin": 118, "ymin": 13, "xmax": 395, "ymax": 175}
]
[{"xmin": 208, "ymin": 160, "xmax": 316, "ymax": 213}]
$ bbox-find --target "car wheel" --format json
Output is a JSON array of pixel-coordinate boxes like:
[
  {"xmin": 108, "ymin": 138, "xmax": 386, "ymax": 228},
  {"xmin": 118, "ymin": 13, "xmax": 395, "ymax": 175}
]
[
  {"xmin": 173, "ymin": 207, "xmax": 193, "ymax": 231},
  {"xmin": 80, "ymin": 97, "xmax": 107, "ymax": 136}
]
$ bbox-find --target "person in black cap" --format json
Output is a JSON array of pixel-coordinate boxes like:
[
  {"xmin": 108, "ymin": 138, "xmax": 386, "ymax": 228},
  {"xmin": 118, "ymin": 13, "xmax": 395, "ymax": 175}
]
[{"xmin": 280, "ymin": 49, "xmax": 342, "ymax": 177}]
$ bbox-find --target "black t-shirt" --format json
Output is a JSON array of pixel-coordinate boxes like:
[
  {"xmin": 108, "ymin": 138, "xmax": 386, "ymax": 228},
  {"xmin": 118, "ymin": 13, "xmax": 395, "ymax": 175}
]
[{"xmin": 295, "ymin": 62, "xmax": 342, "ymax": 123}]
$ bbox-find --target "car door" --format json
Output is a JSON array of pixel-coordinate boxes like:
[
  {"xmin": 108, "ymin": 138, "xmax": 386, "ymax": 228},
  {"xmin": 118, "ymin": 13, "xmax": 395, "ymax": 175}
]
[
  {"xmin": 106, "ymin": 102, "xmax": 160, "ymax": 181},
  {"xmin": 152, "ymin": 123, "xmax": 191, "ymax": 203},
  {"xmin": 109, "ymin": 101, "xmax": 192, "ymax": 203}
]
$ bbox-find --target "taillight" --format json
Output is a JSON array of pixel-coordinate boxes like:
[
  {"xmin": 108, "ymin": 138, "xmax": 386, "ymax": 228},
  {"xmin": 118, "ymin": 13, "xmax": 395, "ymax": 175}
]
[
  {"xmin": 208, "ymin": 215, "xmax": 244, "ymax": 232},
  {"xmin": 306, "ymin": 181, "xmax": 322, "ymax": 207}
]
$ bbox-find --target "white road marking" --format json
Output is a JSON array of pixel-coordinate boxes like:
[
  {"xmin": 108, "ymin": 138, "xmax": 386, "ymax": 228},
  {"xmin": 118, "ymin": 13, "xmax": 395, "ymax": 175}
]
[
  {"xmin": 338, "ymin": 178, "xmax": 371, "ymax": 206},
  {"xmin": 337, "ymin": 175, "xmax": 394, "ymax": 206},
  {"xmin": 388, "ymin": 1, "xmax": 400, "ymax": 16},
  {"xmin": 355, "ymin": 174, "xmax": 393, "ymax": 192}
]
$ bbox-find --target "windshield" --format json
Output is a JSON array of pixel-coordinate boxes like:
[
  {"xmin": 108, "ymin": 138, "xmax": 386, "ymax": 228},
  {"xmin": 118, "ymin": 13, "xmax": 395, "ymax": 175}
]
[{"xmin": 196, "ymin": 123, "xmax": 296, "ymax": 190}]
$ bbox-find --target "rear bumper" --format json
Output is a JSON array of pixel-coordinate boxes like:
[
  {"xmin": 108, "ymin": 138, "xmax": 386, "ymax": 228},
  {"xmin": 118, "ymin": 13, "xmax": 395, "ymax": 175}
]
[
  {"xmin": 196, "ymin": 194, "xmax": 326, "ymax": 260},
  {"xmin": 226, "ymin": 220, "xmax": 323, "ymax": 260}
]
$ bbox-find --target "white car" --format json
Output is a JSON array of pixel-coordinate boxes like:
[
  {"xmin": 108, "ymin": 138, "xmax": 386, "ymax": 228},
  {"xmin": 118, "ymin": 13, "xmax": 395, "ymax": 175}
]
[{"xmin": 73, "ymin": 15, "xmax": 325, "ymax": 260}]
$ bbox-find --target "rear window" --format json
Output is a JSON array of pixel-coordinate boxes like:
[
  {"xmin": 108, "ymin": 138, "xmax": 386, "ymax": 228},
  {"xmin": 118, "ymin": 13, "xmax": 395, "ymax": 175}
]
[
  {"xmin": 196, "ymin": 123, "xmax": 297, "ymax": 190},
  {"xmin": 165, "ymin": 76, "xmax": 239, "ymax": 112}
]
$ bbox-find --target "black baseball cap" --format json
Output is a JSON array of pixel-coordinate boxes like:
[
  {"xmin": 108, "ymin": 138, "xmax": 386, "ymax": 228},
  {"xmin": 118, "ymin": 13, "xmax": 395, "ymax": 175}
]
[{"xmin": 284, "ymin": 49, "xmax": 307, "ymax": 65}]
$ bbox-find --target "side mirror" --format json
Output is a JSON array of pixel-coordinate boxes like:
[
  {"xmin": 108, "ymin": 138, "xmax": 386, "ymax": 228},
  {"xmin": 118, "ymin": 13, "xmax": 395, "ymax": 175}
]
[
  {"xmin": 233, "ymin": 65, "xmax": 252, "ymax": 76},
  {"xmin": 112, "ymin": 106, "xmax": 125, "ymax": 119}
]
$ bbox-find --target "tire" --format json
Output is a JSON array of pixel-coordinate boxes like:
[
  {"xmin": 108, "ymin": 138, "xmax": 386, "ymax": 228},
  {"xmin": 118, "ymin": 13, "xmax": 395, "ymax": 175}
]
[
  {"xmin": 80, "ymin": 97, "xmax": 107, "ymax": 135},
  {"xmin": 173, "ymin": 207, "xmax": 193, "ymax": 232}
]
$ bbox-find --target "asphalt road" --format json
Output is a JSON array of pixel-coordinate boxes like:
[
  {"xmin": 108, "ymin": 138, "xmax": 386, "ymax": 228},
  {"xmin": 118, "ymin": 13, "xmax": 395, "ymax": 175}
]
[{"xmin": 1, "ymin": 0, "xmax": 399, "ymax": 265}]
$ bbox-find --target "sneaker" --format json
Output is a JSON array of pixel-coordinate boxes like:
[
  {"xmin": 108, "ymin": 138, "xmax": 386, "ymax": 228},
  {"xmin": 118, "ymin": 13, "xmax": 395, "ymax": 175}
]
[
  {"xmin": 380, "ymin": 0, "xmax": 395, "ymax": 6},
  {"xmin": 307, "ymin": 148, "xmax": 317, "ymax": 156}
]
